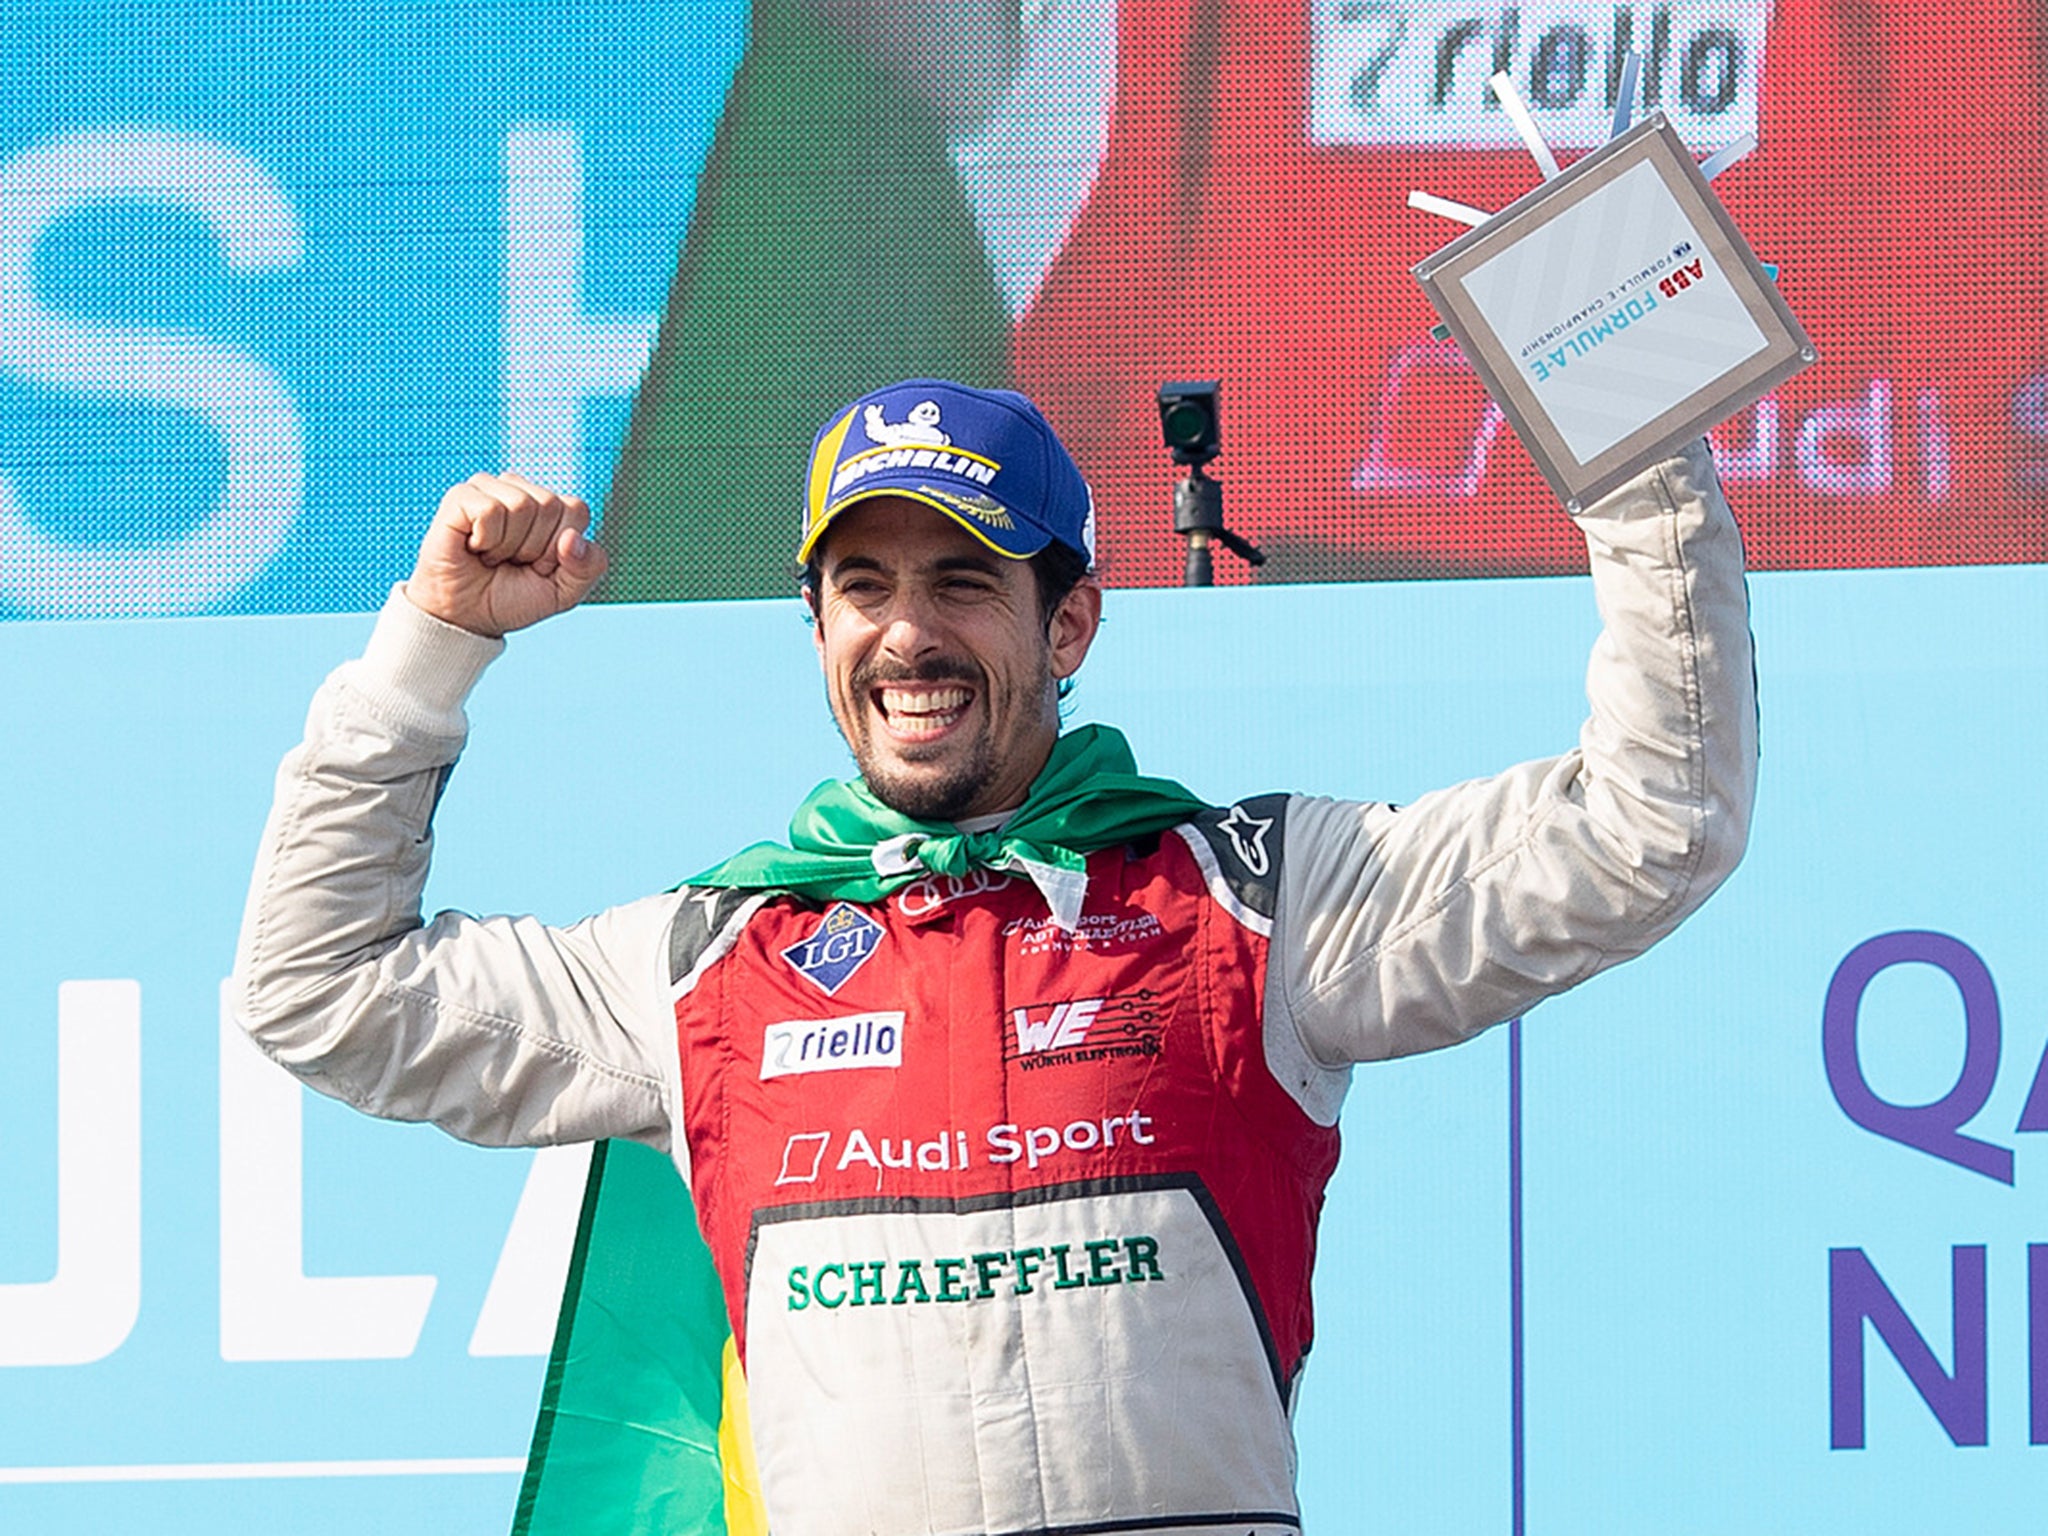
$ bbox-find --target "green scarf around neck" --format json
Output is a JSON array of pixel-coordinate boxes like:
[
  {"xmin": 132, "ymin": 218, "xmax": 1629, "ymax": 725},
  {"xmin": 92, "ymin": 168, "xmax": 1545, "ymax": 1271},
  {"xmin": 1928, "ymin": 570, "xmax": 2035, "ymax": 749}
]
[{"xmin": 689, "ymin": 724, "xmax": 1209, "ymax": 929}]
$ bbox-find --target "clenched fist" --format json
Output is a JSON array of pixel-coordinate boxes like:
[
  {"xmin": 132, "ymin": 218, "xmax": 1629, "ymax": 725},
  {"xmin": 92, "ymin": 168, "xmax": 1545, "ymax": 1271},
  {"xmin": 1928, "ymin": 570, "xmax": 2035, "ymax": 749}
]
[{"xmin": 405, "ymin": 472, "xmax": 610, "ymax": 638}]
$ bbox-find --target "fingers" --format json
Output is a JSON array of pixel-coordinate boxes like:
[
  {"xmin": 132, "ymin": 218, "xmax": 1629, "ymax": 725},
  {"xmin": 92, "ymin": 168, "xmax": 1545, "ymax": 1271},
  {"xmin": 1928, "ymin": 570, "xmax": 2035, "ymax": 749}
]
[
  {"xmin": 501, "ymin": 473, "xmax": 592, "ymax": 575},
  {"xmin": 413, "ymin": 472, "xmax": 604, "ymax": 636},
  {"xmin": 552, "ymin": 521, "xmax": 611, "ymax": 606},
  {"xmin": 446, "ymin": 472, "xmax": 591, "ymax": 570}
]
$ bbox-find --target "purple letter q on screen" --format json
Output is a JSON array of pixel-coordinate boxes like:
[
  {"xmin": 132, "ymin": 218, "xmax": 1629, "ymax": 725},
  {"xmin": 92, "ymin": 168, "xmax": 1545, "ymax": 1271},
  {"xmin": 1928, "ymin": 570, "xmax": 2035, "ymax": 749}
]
[{"xmin": 1822, "ymin": 930, "xmax": 2012, "ymax": 1183}]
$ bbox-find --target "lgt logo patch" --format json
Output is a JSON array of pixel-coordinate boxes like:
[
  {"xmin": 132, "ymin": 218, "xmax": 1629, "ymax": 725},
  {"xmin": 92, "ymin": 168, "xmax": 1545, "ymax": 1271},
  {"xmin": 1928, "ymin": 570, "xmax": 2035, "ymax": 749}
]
[{"xmin": 782, "ymin": 903, "xmax": 884, "ymax": 994}]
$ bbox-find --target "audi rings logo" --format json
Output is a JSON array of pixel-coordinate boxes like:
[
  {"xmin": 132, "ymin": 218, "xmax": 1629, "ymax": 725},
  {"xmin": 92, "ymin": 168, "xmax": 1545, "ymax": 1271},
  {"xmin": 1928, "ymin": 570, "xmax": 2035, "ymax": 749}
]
[
  {"xmin": 1309, "ymin": 0, "xmax": 1769, "ymax": 150},
  {"xmin": 895, "ymin": 866, "xmax": 1014, "ymax": 919}
]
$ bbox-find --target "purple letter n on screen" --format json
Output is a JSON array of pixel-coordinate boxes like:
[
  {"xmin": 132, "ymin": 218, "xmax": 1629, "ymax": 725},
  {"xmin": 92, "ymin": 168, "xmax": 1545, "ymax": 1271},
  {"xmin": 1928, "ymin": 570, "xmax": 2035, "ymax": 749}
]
[{"xmin": 1830, "ymin": 1246, "xmax": 1988, "ymax": 1449}]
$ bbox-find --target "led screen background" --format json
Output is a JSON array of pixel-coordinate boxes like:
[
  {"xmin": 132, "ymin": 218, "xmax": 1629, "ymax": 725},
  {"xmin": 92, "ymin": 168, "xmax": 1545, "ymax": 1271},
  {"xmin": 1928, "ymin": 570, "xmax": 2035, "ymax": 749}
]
[
  {"xmin": 4, "ymin": 2, "xmax": 2046, "ymax": 1533},
  {"xmin": 0, "ymin": 0, "xmax": 751, "ymax": 620},
  {"xmin": 0, "ymin": 0, "xmax": 2038, "ymax": 616}
]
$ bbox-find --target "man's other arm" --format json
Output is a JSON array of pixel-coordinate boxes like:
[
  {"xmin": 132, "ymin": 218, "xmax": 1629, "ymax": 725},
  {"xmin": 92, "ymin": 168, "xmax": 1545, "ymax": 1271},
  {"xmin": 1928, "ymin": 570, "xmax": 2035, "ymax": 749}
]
[
  {"xmin": 1271, "ymin": 441, "xmax": 1758, "ymax": 1066},
  {"xmin": 231, "ymin": 476, "xmax": 679, "ymax": 1150}
]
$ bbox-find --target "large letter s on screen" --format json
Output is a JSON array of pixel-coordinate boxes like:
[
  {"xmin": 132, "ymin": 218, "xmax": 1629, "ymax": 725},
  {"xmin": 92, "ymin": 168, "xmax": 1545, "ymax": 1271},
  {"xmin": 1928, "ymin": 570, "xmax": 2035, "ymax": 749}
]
[{"xmin": 0, "ymin": 126, "xmax": 303, "ymax": 616}]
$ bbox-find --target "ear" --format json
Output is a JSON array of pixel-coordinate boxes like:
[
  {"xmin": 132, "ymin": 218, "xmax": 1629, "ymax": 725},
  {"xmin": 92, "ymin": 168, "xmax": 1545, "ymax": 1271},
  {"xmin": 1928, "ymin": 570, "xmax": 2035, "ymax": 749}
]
[{"xmin": 1047, "ymin": 579, "xmax": 1102, "ymax": 681}]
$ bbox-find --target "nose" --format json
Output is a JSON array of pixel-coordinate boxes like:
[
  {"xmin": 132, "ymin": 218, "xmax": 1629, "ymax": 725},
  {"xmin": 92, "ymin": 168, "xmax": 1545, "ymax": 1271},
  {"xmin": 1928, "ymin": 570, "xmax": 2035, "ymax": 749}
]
[{"xmin": 876, "ymin": 587, "xmax": 945, "ymax": 663}]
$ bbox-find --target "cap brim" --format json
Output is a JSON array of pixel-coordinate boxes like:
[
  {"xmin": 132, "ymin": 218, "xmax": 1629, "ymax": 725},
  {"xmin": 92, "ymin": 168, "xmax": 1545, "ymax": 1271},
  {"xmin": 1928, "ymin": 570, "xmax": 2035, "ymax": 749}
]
[{"xmin": 798, "ymin": 486, "xmax": 1048, "ymax": 564}]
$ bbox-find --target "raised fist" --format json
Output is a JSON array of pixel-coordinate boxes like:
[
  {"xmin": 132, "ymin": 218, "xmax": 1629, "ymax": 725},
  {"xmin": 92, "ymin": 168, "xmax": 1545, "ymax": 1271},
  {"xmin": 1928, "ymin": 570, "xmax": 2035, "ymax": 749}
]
[{"xmin": 405, "ymin": 472, "xmax": 609, "ymax": 638}]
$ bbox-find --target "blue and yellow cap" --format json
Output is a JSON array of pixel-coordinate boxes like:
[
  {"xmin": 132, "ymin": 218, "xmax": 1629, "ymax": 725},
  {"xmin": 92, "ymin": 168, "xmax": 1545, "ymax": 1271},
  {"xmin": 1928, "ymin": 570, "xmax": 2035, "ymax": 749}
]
[{"xmin": 800, "ymin": 380, "xmax": 1095, "ymax": 565}]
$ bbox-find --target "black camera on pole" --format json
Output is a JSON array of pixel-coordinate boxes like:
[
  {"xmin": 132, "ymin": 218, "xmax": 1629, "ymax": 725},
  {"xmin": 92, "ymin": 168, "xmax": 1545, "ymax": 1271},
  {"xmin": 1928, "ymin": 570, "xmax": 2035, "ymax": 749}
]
[{"xmin": 1156, "ymin": 381, "xmax": 1263, "ymax": 587}]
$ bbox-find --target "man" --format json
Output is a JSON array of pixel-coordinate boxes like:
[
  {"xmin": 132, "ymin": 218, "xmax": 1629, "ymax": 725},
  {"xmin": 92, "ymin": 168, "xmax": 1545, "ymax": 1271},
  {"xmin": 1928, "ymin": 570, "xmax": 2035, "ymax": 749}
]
[{"xmin": 234, "ymin": 379, "xmax": 1756, "ymax": 1534}]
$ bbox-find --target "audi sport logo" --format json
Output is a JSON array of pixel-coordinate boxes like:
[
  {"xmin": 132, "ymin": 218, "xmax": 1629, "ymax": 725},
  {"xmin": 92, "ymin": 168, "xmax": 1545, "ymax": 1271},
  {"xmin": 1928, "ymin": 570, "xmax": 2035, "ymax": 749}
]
[{"xmin": 772, "ymin": 1112, "xmax": 1158, "ymax": 1185}]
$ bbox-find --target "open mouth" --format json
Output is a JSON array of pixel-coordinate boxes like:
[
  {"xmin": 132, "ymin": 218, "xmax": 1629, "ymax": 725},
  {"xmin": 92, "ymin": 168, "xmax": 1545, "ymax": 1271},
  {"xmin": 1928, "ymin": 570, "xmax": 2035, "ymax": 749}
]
[{"xmin": 874, "ymin": 684, "xmax": 974, "ymax": 741}]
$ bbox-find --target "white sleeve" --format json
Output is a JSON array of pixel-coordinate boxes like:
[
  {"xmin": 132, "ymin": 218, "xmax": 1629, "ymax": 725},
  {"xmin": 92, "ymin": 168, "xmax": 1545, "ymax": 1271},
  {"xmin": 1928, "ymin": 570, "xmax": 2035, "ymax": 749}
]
[
  {"xmin": 1269, "ymin": 440, "xmax": 1758, "ymax": 1072},
  {"xmin": 230, "ymin": 587, "xmax": 680, "ymax": 1152}
]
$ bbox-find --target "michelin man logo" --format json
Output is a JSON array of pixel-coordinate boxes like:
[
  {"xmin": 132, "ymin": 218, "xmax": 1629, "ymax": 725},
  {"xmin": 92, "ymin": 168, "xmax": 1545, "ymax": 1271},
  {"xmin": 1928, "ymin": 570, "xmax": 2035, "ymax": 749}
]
[{"xmin": 864, "ymin": 400, "xmax": 951, "ymax": 448}]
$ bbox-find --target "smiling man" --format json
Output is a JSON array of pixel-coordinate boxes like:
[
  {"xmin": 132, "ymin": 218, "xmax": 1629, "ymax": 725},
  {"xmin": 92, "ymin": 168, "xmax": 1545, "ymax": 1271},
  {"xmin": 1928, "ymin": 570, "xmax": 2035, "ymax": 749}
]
[{"xmin": 235, "ymin": 378, "xmax": 1757, "ymax": 1535}]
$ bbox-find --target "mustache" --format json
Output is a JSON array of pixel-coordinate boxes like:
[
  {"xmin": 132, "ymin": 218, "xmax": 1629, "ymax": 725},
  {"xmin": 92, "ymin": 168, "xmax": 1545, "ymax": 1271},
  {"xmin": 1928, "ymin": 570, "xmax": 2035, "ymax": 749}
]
[{"xmin": 854, "ymin": 657, "xmax": 981, "ymax": 690}]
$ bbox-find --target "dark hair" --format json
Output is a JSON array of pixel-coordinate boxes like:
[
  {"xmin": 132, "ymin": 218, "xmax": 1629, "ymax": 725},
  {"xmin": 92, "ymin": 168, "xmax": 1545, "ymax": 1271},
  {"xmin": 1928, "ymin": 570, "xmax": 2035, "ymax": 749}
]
[
  {"xmin": 1028, "ymin": 543, "xmax": 1093, "ymax": 707},
  {"xmin": 1025, "ymin": 541, "xmax": 1093, "ymax": 629}
]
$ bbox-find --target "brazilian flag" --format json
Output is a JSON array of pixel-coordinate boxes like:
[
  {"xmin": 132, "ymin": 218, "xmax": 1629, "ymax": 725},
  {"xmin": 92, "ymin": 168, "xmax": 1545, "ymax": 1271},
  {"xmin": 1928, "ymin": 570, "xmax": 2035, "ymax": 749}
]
[{"xmin": 511, "ymin": 1141, "xmax": 765, "ymax": 1535}]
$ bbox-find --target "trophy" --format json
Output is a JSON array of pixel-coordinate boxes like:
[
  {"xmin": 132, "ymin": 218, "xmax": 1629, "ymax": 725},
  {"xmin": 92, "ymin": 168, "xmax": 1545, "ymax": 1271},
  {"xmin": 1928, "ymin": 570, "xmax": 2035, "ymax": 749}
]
[{"xmin": 1410, "ymin": 62, "xmax": 1816, "ymax": 512}]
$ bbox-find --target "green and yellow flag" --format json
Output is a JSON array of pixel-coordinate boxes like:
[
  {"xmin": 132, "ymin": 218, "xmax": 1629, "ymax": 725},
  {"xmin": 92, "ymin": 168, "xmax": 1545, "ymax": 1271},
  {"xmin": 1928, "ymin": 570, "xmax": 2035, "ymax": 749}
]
[{"xmin": 512, "ymin": 1141, "xmax": 764, "ymax": 1536}]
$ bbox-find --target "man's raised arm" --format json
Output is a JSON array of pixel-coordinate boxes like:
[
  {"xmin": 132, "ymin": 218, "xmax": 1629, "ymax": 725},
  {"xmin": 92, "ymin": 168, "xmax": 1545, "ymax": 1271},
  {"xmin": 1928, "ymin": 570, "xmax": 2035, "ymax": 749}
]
[
  {"xmin": 1269, "ymin": 440, "xmax": 1758, "ymax": 1071},
  {"xmin": 231, "ymin": 475, "xmax": 680, "ymax": 1151}
]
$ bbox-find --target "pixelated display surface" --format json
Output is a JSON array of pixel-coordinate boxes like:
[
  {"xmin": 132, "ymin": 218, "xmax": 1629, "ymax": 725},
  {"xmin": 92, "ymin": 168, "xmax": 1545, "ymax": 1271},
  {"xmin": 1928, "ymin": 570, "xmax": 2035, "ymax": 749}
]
[{"xmin": 1, "ymin": 0, "xmax": 2040, "ymax": 616}]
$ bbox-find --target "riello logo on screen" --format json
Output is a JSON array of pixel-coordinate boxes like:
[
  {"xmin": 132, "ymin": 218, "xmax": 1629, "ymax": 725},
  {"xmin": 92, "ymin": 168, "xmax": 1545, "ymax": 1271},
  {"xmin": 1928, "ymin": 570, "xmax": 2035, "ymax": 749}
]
[{"xmin": 1310, "ymin": 0, "xmax": 1767, "ymax": 150}]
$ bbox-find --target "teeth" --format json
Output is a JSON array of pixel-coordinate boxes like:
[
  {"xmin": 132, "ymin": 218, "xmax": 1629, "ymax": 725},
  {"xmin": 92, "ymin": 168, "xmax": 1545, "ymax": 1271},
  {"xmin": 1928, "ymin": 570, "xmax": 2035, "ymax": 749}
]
[
  {"xmin": 883, "ymin": 688, "xmax": 970, "ymax": 716},
  {"xmin": 877, "ymin": 686, "xmax": 970, "ymax": 738}
]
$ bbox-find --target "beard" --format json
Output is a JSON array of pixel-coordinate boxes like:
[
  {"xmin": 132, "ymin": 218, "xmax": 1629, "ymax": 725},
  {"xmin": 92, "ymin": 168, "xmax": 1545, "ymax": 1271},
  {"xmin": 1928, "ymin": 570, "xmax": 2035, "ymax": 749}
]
[
  {"xmin": 862, "ymin": 738, "xmax": 997, "ymax": 821},
  {"xmin": 843, "ymin": 653, "xmax": 1040, "ymax": 822}
]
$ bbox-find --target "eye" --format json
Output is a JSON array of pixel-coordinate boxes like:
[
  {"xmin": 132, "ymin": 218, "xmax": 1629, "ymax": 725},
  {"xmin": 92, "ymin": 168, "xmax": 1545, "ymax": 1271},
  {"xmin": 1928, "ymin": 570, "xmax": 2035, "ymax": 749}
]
[{"xmin": 940, "ymin": 573, "xmax": 1000, "ymax": 598}]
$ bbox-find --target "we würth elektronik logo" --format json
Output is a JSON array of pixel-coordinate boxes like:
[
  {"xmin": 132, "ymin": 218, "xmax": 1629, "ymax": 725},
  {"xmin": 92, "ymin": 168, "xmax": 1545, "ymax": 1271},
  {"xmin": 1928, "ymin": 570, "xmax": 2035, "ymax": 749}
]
[{"xmin": 1007, "ymin": 994, "xmax": 1163, "ymax": 1070}]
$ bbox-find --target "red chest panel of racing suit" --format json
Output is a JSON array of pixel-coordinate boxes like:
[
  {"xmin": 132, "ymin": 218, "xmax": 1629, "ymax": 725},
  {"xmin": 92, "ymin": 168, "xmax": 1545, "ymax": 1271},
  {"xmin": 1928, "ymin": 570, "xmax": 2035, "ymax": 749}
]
[{"xmin": 670, "ymin": 820, "xmax": 1340, "ymax": 1535}]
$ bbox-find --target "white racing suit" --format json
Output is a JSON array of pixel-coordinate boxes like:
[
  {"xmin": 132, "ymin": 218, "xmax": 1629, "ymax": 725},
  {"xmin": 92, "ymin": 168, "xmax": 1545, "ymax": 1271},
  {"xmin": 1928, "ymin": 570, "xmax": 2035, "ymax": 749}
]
[{"xmin": 233, "ymin": 443, "xmax": 1756, "ymax": 1534}]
